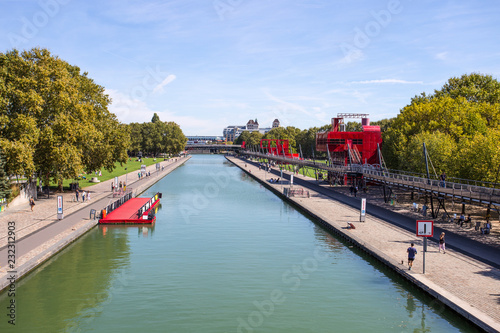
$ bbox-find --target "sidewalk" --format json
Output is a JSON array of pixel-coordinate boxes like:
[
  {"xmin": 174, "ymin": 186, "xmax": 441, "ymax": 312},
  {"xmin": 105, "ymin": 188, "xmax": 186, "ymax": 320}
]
[
  {"xmin": 229, "ymin": 156, "xmax": 500, "ymax": 333},
  {"xmin": 0, "ymin": 156, "xmax": 191, "ymax": 290}
]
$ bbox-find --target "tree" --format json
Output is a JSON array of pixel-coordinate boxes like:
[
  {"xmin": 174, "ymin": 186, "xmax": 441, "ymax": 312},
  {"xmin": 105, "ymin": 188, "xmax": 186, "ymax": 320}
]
[
  {"xmin": 162, "ymin": 121, "xmax": 187, "ymax": 155},
  {"xmin": 151, "ymin": 112, "xmax": 160, "ymax": 123},
  {"xmin": 0, "ymin": 149, "xmax": 11, "ymax": 200},
  {"xmin": 371, "ymin": 118, "xmax": 395, "ymax": 132},
  {"xmin": 382, "ymin": 73, "xmax": 500, "ymax": 182},
  {"xmin": 262, "ymin": 126, "xmax": 301, "ymax": 151},
  {"xmin": 434, "ymin": 73, "xmax": 500, "ymax": 105},
  {"xmin": 345, "ymin": 121, "xmax": 362, "ymax": 132},
  {"xmin": 0, "ymin": 48, "xmax": 129, "ymax": 190},
  {"xmin": 127, "ymin": 122, "xmax": 143, "ymax": 156},
  {"xmin": 126, "ymin": 116, "xmax": 186, "ymax": 157},
  {"xmin": 296, "ymin": 127, "xmax": 320, "ymax": 158},
  {"xmin": 234, "ymin": 131, "xmax": 263, "ymax": 147}
]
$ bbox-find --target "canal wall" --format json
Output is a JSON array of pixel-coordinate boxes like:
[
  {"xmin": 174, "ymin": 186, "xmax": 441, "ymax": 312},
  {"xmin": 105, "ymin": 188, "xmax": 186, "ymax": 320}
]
[
  {"xmin": 0, "ymin": 156, "xmax": 191, "ymax": 292},
  {"xmin": 226, "ymin": 156, "xmax": 500, "ymax": 333}
]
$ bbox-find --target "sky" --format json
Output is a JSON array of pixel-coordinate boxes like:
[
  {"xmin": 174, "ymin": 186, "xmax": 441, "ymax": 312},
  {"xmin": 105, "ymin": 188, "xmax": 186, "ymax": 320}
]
[{"xmin": 1, "ymin": 0, "xmax": 500, "ymax": 136}]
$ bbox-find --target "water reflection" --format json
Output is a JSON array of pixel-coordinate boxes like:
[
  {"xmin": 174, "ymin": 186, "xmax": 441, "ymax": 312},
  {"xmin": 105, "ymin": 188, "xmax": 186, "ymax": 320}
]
[{"xmin": 0, "ymin": 227, "xmax": 131, "ymax": 333}]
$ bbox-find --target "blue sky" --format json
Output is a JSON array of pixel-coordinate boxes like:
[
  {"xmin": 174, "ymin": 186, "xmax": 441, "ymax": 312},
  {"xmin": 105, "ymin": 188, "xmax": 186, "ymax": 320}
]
[{"xmin": 1, "ymin": 0, "xmax": 499, "ymax": 135}]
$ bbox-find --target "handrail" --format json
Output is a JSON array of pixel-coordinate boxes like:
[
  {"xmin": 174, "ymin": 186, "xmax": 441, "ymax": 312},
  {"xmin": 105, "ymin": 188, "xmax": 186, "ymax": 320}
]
[
  {"xmin": 132, "ymin": 192, "xmax": 161, "ymax": 219},
  {"xmin": 242, "ymin": 151, "xmax": 500, "ymax": 204},
  {"xmin": 102, "ymin": 192, "xmax": 133, "ymax": 217}
]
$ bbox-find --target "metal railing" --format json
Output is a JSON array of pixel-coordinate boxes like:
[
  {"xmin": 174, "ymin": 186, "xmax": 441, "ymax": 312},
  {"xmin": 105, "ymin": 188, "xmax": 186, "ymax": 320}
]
[
  {"xmin": 101, "ymin": 192, "xmax": 133, "ymax": 218},
  {"xmin": 131, "ymin": 192, "xmax": 161, "ymax": 219},
  {"xmin": 242, "ymin": 151, "xmax": 500, "ymax": 206}
]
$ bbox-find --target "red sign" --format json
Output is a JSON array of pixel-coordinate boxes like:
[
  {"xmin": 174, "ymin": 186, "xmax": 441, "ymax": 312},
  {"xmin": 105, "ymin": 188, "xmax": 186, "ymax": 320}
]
[{"xmin": 416, "ymin": 220, "xmax": 433, "ymax": 237}]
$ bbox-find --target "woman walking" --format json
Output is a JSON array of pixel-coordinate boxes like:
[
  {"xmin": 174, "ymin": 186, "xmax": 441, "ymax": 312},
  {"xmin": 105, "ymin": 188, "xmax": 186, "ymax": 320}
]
[
  {"xmin": 439, "ymin": 232, "xmax": 446, "ymax": 254},
  {"xmin": 29, "ymin": 197, "xmax": 35, "ymax": 211}
]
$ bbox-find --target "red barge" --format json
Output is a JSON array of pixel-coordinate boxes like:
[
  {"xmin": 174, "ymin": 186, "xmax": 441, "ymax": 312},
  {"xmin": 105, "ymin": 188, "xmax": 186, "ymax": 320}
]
[{"xmin": 99, "ymin": 192, "xmax": 161, "ymax": 224}]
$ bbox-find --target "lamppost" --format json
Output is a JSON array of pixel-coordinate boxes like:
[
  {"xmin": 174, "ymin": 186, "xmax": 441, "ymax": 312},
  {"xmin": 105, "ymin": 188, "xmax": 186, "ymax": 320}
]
[{"xmin": 125, "ymin": 168, "xmax": 128, "ymax": 189}]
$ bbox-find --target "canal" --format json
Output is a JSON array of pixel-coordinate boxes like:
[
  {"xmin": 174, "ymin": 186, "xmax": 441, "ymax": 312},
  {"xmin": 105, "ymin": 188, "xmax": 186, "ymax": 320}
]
[{"xmin": 1, "ymin": 155, "xmax": 480, "ymax": 332}]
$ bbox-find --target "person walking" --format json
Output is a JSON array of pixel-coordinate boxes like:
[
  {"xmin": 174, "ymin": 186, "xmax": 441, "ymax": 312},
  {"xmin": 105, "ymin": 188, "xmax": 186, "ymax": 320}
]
[
  {"xmin": 439, "ymin": 232, "xmax": 446, "ymax": 253},
  {"xmin": 407, "ymin": 243, "xmax": 417, "ymax": 270},
  {"xmin": 75, "ymin": 189, "xmax": 79, "ymax": 202},
  {"xmin": 440, "ymin": 172, "xmax": 446, "ymax": 187},
  {"xmin": 29, "ymin": 197, "xmax": 35, "ymax": 212}
]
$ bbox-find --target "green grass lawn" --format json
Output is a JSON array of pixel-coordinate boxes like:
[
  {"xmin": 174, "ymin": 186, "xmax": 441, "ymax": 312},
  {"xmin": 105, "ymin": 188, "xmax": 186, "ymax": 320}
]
[
  {"xmin": 255, "ymin": 157, "xmax": 328, "ymax": 179},
  {"xmin": 45, "ymin": 157, "xmax": 165, "ymax": 190}
]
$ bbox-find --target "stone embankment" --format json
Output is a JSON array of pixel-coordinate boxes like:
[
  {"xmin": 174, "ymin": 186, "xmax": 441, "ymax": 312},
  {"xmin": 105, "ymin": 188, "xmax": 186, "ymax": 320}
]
[
  {"xmin": 0, "ymin": 156, "xmax": 190, "ymax": 291},
  {"xmin": 227, "ymin": 156, "xmax": 500, "ymax": 333}
]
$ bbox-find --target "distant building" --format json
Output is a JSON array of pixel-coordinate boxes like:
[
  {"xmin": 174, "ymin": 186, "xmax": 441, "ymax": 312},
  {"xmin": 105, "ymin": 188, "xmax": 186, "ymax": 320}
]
[
  {"xmin": 186, "ymin": 135, "xmax": 224, "ymax": 145},
  {"xmin": 222, "ymin": 119, "xmax": 280, "ymax": 141},
  {"xmin": 246, "ymin": 119, "xmax": 259, "ymax": 130}
]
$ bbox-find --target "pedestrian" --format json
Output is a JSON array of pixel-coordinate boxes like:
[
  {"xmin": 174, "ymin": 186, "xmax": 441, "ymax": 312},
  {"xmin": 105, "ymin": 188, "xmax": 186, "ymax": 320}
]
[
  {"xmin": 119, "ymin": 181, "xmax": 123, "ymax": 189},
  {"xmin": 138, "ymin": 172, "xmax": 141, "ymax": 180},
  {"xmin": 440, "ymin": 172, "xmax": 446, "ymax": 187},
  {"xmin": 82, "ymin": 191, "xmax": 86, "ymax": 202},
  {"xmin": 439, "ymin": 232, "xmax": 446, "ymax": 253},
  {"xmin": 87, "ymin": 191, "xmax": 91, "ymax": 201},
  {"xmin": 75, "ymin": 189, "xmax": 79, "ymax": 202},
  {"xmin": 111, "ymin": 182, "xmax": 115, "ymax": 192},
  {"xmin": 123, "ymin": 182, "xmax": 127, "ymax": 192},
  {"xmin": 458, "ymin": 213, "xmax": 465, "ymax": 226},
  {"xmin": 29, "ymin": 197, "xmax": 35, "ymax": 211},
  {"xmin": 407, "ymin": 242, "xmax": 417, "ymax": 270},
  {"xmin": 354, "ymin": 186, "xmax": 358, "ymax": 197}
]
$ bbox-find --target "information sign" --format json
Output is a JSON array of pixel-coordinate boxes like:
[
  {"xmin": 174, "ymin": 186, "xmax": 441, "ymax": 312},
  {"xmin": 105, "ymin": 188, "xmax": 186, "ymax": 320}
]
[
  {"xmin": 416, "ymin": 220, "xmax": 433, "ymax": 237},
  {"xmin": 360, "ymin": 198, "xmax": 366, "ymax": 222}
]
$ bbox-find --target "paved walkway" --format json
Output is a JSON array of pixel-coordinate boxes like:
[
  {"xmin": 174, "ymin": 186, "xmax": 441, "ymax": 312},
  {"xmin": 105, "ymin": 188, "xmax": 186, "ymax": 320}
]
[
  {"xmin": 229, "ymin": 156, "xmax": 500, "ymax": 332},
  {"xmin": 0, "ymin": 156, "xmax": 190, "ymax": 289}
]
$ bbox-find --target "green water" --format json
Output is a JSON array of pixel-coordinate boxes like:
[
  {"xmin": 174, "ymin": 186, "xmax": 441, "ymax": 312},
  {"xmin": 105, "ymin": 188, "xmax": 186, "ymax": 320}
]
[{"xmin": 0, "ymin": 155, "xmax": 480, "ymax": 332}]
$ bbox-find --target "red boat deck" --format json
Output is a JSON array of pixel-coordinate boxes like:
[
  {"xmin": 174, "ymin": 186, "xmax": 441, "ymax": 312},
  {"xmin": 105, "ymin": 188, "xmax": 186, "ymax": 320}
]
[{"xmin": 99, "ymin": 197, "xmax": 158, "ymax": 224}]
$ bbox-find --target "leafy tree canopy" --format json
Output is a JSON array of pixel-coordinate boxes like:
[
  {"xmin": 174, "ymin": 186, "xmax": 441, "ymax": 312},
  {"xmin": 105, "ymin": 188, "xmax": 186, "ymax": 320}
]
[
  {"xmin": 0, "ymin": 48, "xmax": 129, "ymax": 189},
  {"xmin": 382, "ymin": 73, "xmax": 500, "ymax": 182},
  {"xmin": 127, "ymin": 115, "xmax": 186, "ymax": 157}
]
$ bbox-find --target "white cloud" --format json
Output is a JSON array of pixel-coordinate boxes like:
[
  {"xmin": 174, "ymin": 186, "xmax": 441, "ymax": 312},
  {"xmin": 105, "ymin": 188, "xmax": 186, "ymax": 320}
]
[
  {"xmin": 435, "ymin": 52, "xmax": 447, "ymax": 60},
  {"xmin": 106, "ymin": 88, "xmax": 225, "ymax": 135},
  {"xmin": 153, "ymin": 74, "xmax": 176, "ymax": 94},
  {"xmin": 351, "ymin": 79, "xmax": 424, "ymax": 84}
]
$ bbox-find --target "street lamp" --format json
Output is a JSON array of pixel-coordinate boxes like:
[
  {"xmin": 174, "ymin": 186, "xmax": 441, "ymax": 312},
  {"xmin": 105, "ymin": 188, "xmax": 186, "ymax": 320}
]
[{"xmin": 125, "ymin": 168, "xmax": 128, "ymax": 189}]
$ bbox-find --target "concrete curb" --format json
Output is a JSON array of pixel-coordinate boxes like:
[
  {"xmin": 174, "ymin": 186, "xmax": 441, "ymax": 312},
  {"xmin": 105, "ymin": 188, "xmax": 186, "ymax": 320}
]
[
  {"xmin": 0, "ymin": 219, "xmax": 98, "ymax": 292},
  {"xmin": 227, "ymin": 156, "xmax": 499, "ymax": 333},
  {"xmin": 0, "ymin": 156, "xmax": 191, "ymax": 293}
]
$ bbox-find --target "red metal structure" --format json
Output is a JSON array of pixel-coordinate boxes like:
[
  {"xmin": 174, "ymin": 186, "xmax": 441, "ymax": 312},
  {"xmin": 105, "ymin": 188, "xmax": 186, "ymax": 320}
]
[
  {"xmin": 316, "ymin": 114, "xmax": 382, "ymax": 166},
  {"xmin": 260, "ymin": 139, "xmax": 299, "ymax": 158},
  {"xmin": 316, "ymin": 114, "xmax": 382, "ymax": 186}
]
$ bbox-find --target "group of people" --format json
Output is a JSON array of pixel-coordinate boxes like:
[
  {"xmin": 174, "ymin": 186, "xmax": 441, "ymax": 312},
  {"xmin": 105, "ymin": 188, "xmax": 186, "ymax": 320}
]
[
  {"xmin": 111, "ymin": 181, "xmax": 127, "ymax": 192},
  {"xmin": 457, "ymin": 213, "xmax": 472, "ymax": 227},
  {"xmin": 406, "ymin": 231, "xmax": 447, "ymax": 270},
  {"xmin": 349, "ymin": 184, "xmax": 359, "ymax": 197},
  {"xmin": 75, "ymin": 189, "xmax": 90, "ymax": 202},
  {"xmin": 138, "ymin": 171, "xmax": 151, "ymax": 180}
]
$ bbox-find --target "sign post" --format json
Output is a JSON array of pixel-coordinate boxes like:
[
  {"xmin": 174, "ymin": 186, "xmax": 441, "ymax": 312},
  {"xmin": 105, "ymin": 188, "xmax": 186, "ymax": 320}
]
[
  {"xmin": 416, "ymin": 220, "xmax": 434, "ymax": 274},
  {"xmin": 360, "ymin": 198, "xmax": 366, "ymax": 222},
  {"xmin": 57, "ymin": 195, "xmax": 64, "ymax": 220}
]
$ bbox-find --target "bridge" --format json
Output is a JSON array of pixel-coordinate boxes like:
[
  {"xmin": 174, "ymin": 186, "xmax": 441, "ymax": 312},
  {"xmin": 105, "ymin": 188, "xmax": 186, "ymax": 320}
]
[
  {"xmin": 185, "ymin": 144, "xmax": 241, "ymax": 153},
  {"xmin": 242, "ymin": 150, "xmax": 500, "ymax": 219}
]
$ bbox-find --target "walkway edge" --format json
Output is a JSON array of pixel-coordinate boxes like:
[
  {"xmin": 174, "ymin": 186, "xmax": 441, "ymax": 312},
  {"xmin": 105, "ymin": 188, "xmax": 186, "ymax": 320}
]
[
  {"xmin": 226, "ymin": 156, "xmax": 499, "ymax": 333},
  {"xmin": 0, "ymin": 156, "xmax": 191, "ymax": 293}
]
